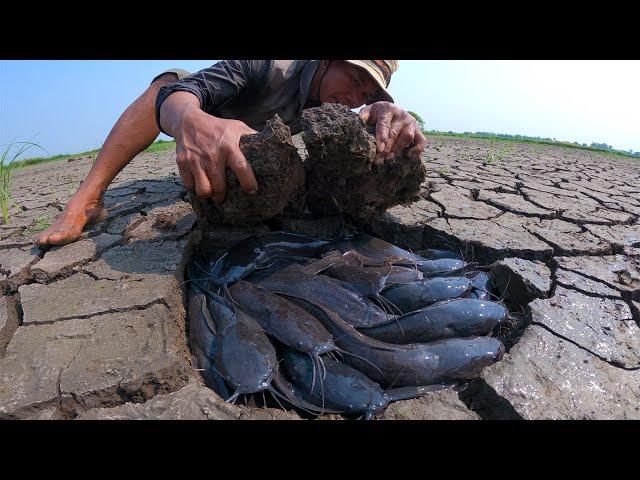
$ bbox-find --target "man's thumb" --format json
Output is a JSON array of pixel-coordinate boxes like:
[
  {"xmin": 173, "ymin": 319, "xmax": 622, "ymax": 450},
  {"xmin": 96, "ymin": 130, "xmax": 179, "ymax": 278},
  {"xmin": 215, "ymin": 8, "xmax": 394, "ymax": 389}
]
[{"xmin": 359, "ymin": 107, "xmax": 372, "ymax": 124}]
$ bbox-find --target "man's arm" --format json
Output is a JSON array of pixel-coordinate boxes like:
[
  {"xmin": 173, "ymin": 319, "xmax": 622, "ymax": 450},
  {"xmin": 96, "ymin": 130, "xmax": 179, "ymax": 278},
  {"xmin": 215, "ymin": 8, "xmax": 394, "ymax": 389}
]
[
  {"xmin": 155, "ymin": 60, "xmax": 270, "ymax": 132},
  {"xmin": 156, "ymin": 60, "xmax": 270, "ymax": 203}
]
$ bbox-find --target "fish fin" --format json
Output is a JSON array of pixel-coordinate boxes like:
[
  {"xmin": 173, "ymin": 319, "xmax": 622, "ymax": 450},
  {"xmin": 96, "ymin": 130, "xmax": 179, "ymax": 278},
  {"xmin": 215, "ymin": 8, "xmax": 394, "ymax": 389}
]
[
  {"xmin": 226, "ymin": 390, "xmax": 240, "ymax": 404},
  {"xmin": 268, "ymin": 385, "xmax": 330, "ymax": 417},
  {"xmin": 335, "ymin": 347, "xmax": 385, "ymax": 375},
  {"xmin": 384, "ymin": 383, "xmax": 456, "ymax": 402},
  {"xmin": 310, "ymin": 353, "xmax": 317, "ymax": 395},
  {"xmin": 317, "ymin": 354, "xmax": 326, "ymax": 414},
  {"xmin": 222, "ymin": 283, "xmax": 240, "ymax": 312}
]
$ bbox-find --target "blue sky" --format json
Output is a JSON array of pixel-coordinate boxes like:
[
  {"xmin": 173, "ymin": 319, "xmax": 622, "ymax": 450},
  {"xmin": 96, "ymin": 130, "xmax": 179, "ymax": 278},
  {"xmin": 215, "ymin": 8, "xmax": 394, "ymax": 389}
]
[{"xmin": 1, "ymin": 60, "xmax": 639, "ymax": 159}]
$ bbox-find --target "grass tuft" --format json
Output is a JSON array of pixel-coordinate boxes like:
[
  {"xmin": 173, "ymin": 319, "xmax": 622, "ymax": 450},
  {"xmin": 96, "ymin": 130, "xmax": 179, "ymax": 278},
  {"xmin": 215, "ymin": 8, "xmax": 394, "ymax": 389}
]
[
  {"xmin": 23, "ymin": 215, "xmax": 53, "ymax": 237},
  {"xmin": 1, "ymin": 141, "xmax": 45, "ymax": 224},
  {"xmin": 14, "ymin": 139, "xmax": 177, "ymax": 170}
]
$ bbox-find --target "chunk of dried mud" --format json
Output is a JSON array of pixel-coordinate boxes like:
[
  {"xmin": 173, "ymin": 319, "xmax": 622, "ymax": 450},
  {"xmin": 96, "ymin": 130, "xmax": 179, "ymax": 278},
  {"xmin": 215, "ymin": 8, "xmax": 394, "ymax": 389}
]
[
  {"xmin": 301, "ymin": 104, "xmax": 426, "ymax": 222},
  {"xmin": 189, "ymin": 115, "xmax": 306, "ymax": 228}
]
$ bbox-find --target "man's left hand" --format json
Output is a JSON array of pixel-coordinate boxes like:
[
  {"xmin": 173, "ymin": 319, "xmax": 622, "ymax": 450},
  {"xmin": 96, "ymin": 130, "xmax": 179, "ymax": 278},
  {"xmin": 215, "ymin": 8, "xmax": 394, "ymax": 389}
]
[{"xmin": 359, "ymin": 102, "xmax": 427, "ymax": 166}]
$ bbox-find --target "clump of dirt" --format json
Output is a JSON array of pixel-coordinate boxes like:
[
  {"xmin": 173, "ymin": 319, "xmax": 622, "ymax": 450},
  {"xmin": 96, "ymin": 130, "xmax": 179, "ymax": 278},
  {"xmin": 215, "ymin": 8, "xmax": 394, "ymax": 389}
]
[
  {"xmin": 153, "ymin": 213, "xmax": 177, "ymax": 231},
  {"xmin": 301, "ymin": 104, "xmax": 426, "ymax": 222},
  {"xmin": 189, "ymin": 115, "xmax": 306, "ymax": 228},
  {"xmin": 189, "ymin": 105, "xmax": 425, "ymax": 231}
]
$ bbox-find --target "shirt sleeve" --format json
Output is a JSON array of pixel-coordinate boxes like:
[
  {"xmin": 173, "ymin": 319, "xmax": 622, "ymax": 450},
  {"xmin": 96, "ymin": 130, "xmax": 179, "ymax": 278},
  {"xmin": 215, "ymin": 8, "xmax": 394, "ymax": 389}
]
[{"xmin": 155, "ymin": 60, "xmax": 271, "ymax": 134}]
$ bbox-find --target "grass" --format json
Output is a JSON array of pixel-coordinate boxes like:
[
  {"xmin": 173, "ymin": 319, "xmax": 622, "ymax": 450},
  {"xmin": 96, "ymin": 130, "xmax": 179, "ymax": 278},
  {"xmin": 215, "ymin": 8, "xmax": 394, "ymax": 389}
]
[
  {"xmin": 483, "ymin": 139, "xmax": 511, "ymax": 164},
  {"xmin": 142, "ymin": 139, "xmax": 176, "ymax": 154},
  {"xmin": 424, "ymin": 130, "xmax": 639, "ymax": 160},
  {"xmin": 23, "ymin": 215, "xmax": 53, "ymax": 237},
  {"xmin": 13, "ymin": 139, "xmax": 177, "ymax": 170},
  {"xmin": 15, "ymin": 147, "xmax": 101, "ymax": 169},
  {"xmin": 1, "ymin": 141, "xmax": 45, "ymax": 224}
]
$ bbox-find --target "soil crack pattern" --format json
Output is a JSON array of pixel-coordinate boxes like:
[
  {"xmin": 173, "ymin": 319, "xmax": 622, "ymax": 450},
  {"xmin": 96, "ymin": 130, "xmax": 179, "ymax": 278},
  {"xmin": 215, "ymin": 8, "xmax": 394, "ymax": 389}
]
[
  {"xmin": 3, "ymin": 114, "xmax": 640, "ymax": 419},
  {"xmin": 530, "ymin": 320, "xmax": 640, "ymax": 371},
  {"xmin": 20, "ymin": 297, "xmax": 171, "ymax": 325}
]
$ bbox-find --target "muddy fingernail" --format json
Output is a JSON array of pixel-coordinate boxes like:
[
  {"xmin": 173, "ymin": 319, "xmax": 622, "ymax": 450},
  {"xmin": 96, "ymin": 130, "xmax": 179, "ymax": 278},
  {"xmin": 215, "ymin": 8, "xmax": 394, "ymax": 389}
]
[
  {"xmin": 248, "ymin": 189, "xmax": 258, "ymax": 195},
  {"xmin": 378, "ymin": 142, "xmax": 386, "ymax": 153}
]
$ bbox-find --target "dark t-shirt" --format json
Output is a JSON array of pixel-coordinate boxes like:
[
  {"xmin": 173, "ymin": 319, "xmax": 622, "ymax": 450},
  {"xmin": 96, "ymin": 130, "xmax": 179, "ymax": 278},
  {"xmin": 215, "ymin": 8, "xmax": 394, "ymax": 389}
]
[{"xmin": 155, "ymin": 60, "xmax": 321, "ymax": 135}]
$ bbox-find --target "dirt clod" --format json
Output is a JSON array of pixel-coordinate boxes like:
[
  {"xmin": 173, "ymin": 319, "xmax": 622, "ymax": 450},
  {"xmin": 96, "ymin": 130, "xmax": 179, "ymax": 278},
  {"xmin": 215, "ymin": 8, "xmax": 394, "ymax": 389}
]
[
  {"xmin": 301, "ymin": 104, "xmax": 426, "ymax": 222},
  {"xmin": 189, "ymin": 115, "xmax": 306, "ymax": 228}
]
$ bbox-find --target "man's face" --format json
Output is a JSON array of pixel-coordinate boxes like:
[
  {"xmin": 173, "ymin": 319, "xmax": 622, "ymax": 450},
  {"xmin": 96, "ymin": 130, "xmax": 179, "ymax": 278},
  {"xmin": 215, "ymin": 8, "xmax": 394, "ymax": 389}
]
[{"xmin": 319, "ymin": 61, "xmax": 381, "ymax": 109}]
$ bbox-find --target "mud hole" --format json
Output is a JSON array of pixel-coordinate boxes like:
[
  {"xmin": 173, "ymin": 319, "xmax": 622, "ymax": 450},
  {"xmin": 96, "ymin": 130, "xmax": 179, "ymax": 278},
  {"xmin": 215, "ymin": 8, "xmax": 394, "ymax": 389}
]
[
  {"xmin": 177, "ymin": 106, "xmax": 547, "ymax": 420},
  {"xmin": 180, "ymin": 227, "xmax": 525, "ymax": 420}
]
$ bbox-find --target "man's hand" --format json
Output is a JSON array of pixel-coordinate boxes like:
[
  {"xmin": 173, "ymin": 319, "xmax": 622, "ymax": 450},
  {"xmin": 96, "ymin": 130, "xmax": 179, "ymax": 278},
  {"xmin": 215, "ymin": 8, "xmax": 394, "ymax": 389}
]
[
  {"xmin": 160, "ymin": 92, "xmax": 258, "ymax": 204},
  {"xmin": 359, "ymin": 102, "xmax": 427, "ymax": 166}
]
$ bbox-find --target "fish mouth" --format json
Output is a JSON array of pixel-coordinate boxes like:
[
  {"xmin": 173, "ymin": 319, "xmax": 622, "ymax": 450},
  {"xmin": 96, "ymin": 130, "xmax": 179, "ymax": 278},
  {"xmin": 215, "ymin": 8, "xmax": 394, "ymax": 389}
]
[{"xmin": 315, "ymin": 343, "xmax": 337, "ymax": 356}]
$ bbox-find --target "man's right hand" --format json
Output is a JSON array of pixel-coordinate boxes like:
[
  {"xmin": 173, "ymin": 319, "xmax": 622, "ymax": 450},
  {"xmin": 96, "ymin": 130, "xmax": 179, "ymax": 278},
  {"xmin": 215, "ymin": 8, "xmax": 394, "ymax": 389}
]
[{"xmin": 159, "ymin": 91, "xmax": 258, "ymax": 204}]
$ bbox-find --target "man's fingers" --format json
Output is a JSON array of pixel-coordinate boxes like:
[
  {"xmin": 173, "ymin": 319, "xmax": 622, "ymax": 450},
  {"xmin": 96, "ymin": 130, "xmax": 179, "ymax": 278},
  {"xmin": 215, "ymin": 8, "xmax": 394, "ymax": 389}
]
[
  {"xmin": 227, "ymin": 148, "xmax": 258, "ymax": 195},
  {"xmin": 177, "ymin": 159, "xmax": 195, "ymax": 192},
  {"xmin": 359, "ymin": 105, "xmax": 373, "ymax": 125},
  {"xmin": 204, "ymin": 154, "xmax": 227, "ymax": 205},
  {"xmin": 382, "ymin": 115, "xmax": 407, "ymax": 159},
  {"xmin": 408, "ymin": 132, "xmax": 428, "ymax": 159},
  {"xmin": 192, "ymin": 163, "xmax": 213, "ymax": 199},
  {"xmin": 391, "ymin": 123, "xmax": 416, "ymax": 157},
  {"xmin": 375, "ymin": 109, "xmax": 394, "ymax": 153}
]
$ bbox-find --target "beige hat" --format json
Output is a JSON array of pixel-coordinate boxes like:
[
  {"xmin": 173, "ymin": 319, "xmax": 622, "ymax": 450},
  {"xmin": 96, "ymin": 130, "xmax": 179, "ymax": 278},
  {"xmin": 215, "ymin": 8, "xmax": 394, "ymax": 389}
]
[{"xmin": 345, "ymin": 60, "xmax": 399, "ymax": 104}]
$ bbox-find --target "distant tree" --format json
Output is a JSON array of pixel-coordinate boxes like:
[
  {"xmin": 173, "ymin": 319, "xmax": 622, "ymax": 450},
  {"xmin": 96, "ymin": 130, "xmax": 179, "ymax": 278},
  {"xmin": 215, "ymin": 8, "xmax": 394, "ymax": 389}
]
[
  {"xmin": 590, "ymin": 142, "xmax": 612, "ymax": 150},
  {"xmin": 407, "ymin": 111, "xmax": 425, "ymax": 131}
]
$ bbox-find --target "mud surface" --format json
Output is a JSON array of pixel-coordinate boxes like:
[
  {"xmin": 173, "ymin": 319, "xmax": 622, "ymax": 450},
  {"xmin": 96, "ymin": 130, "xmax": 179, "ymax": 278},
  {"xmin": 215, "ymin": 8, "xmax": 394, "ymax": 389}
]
[{"xmin": 2, "ymin": 133, "xmax": 640, "ymax": 419}]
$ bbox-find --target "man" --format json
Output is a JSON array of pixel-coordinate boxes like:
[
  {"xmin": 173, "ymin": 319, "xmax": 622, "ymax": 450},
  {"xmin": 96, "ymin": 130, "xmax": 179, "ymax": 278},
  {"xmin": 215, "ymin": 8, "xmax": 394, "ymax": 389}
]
[{"xmin": 35, "ymin": 60, "xmax": 427, "ymax": 247}]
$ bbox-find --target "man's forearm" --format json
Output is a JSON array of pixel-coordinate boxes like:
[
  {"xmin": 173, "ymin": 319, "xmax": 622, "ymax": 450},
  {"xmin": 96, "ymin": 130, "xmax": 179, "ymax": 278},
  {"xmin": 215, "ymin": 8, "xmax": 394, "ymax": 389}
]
[{"xmin": 158, "ymin": 91, "xmax": 202, "ymax": 138}]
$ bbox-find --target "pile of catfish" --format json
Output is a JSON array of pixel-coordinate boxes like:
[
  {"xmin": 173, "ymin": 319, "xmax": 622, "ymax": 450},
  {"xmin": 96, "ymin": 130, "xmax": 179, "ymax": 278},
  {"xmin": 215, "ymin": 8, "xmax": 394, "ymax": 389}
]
[{"xmin": 187, "ymin": 231, "xmax": 507, "ymax": 420}]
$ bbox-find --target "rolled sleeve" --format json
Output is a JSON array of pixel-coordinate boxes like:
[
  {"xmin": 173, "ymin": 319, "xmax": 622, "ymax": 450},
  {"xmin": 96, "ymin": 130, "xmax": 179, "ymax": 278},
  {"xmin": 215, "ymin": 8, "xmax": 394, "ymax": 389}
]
[{"xmin": 155, "ymin": 60, "xmax": 271, "ymax": 134}]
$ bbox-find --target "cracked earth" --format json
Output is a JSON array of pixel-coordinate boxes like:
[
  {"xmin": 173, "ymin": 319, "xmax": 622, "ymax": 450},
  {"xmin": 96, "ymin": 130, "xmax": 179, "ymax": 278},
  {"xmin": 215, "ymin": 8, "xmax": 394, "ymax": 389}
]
[{"xmin": 2, "ymin": 136, "xmax": 639, "ymax": 420}]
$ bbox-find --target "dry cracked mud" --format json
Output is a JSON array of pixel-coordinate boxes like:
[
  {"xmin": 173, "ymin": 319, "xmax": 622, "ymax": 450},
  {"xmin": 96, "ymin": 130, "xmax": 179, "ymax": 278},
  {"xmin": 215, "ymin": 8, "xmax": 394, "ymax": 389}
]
[{"xmin": 2, "ymin": 131, "xmax": 640, "ymax": 420}]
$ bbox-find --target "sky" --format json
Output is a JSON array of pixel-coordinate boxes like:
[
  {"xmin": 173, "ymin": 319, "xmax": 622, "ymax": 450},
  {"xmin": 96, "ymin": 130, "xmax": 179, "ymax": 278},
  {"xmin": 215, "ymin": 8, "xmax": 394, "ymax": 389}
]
[{"xmin": 1, "ymin": 60, "xmax": 639, "ymax": 160}]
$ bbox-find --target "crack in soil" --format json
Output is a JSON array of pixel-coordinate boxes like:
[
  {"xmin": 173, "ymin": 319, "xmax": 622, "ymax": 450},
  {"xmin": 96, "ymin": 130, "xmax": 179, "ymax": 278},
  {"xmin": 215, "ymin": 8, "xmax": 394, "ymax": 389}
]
[
  {"xmin": 30, "ymin": 241, "xmax": 125, "ymax": 285},
  {"xmin": 552, "ymin": 263, "xmax": 637, "ymax": 299},
  {"xmin": 458, "ymin": 378, "xmax": 523, "ymax": 420},
  {"xmin": 19, "ymin": 298, "xmax": 171, "ymax": 326},
  {"xmin": 554, "ymin": 279, "xmax": 622, "ymax": 300},
  {"xmin": 0, "ymin": 250, "xmax": 45, "ymax": 296},
  {"xmin": 626, "ymin": 300, "xmax": 640, "ymax": 328},
  {"xmin": 523, "ymin": 227, "xmax": 614, "ymax": 257},
  {"xmin": 530, "ymin": 320, "xmax": 640, "ymax": 371}
]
